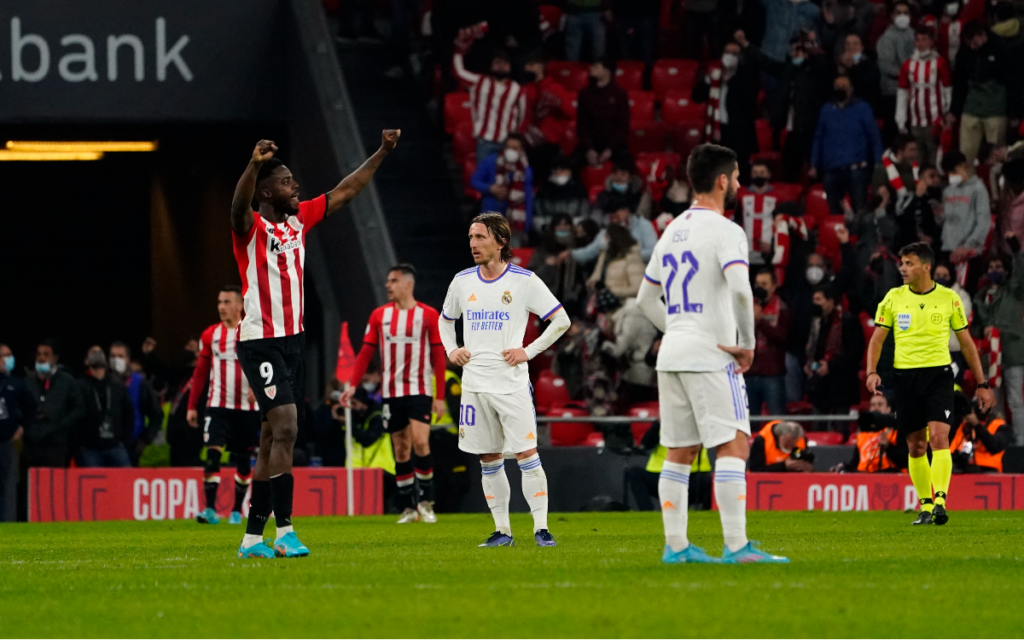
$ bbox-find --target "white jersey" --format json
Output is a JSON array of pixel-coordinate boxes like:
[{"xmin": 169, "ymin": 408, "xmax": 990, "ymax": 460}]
[
  {"xmin": 441, "ymin": 264, "xmax": 562, "ymax": 394},
  {"xmin": 645, "ymin": 206, "xmax": 750, "ymax": 372}
]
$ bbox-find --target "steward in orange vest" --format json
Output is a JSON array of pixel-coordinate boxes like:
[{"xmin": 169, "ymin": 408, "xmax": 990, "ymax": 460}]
[
  {"xmin": 950, "ymin": 412, "xmax": 1012, "ymax": 473},
  {"xmin": 749, "ymin": 421, "xmax": 812, "ymax": 472},
  {"xmin": 839, "ymin": 395, "xmax": 908, "ymax": 472}
]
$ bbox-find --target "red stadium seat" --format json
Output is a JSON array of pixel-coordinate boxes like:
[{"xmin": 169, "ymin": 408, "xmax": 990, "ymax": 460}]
[
  {"xmin": 628, "ymin": 120, "xmax": 667, "ymax": 156},
  {"xmin": 452, "ymin": 121, "xmax": 476, "ymax": 165},
  {"xmin": 627, "ymin": 405, "xmax": 659, "ymax": 446},
  {"xmin": 755, "ymin": 119, "xmax": 773, "ymax": 153},
  {"xmin": 669, "ymin": 120, "xmax": 705, "ymax": 158},
  {"xmin": 805, "ymin": 184, "xmax": 831, "ymax": 226},
  {"xmin": 581, "ymin": 162, "xmax": 613, "ymax": 191},
  {"xmin": 548, "ymin": 407, "xmax": 595, "ymax": 446},
  {"xmin": 771, "ymin": 182, "xmax": 803, "ymax": 203},
  {"xmin": 588, "ymin": 183, "xmax": 606, "ymax": 205},
  {"xmin": 548, "ymin": 61, "xmax": 590, "ymax": 94},
  {"xmin": 818, "ymin": 215, "xmax": 846, "ymax": 269},
  {"xmin": 511, "ymin": 248, "xmax": 535, "ymax": 267},
  {"xmin": 636, "ymin": 152, "xmax": 681, "ymax": 175},
  {"xmin": 582, "ymin": 431, "xmax": 606, "ymax": 447},
  {"xmin": 786, "ymin": 401, "xmax": 815, "ymax": 415},
  {"xmin": 561, "ymin": 121, "xmax": 578, "ymax": 156},
  {"xmin": 805, "ymin": 432, "xmax": 845, "ymax": 446},
  {"xmin": 661, "ymin": 90, "xmax": 706, "ymax": 126},
  {"xmin": 462, "ymin": 155, "xmax": 480, "ymax": 200},
  {"xmin": 628, "ymin": 90, "xmax": 656, "ymax": 126},
  {"xmin": 651, "ymin": 59, "xmax": 699, "ymax": 101},
  {"xmin": 444, "ymin": 92, "xmax": 472, "ymax": 135},
  {"xmin": 538, "ymin": 4, "xmax": 564, "ymax": 36},
  {"xmin": 534, "ymin": 370, "xmax": 571, "ymax": 414},
  {"xmin": 615, "ymin": 60, "xmax": 645, "ymax": 92}
]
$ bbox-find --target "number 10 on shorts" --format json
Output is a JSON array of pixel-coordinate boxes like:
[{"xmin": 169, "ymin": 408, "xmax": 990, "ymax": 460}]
[{"xmin": 460, "ymin": 404, "xmax": 476, "ymax": 427}]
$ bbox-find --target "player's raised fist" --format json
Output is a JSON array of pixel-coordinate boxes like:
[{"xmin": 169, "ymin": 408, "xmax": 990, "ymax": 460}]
[
  {"xmin": 252, "ymin": 139, "xmax": 278, "ymax": 164},
  {"xmin": 381, "ymin": 129, "xmax": 401, "ymax": 152}
]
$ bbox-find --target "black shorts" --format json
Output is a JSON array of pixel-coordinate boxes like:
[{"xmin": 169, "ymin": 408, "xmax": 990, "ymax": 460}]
[
  {"xmin": 204, "ymin": 407, "xmax": 261, "ymax": 451},
  {"xmin": 893, "ymin": 365, "xmax": 955, "ymax": 438},
  {"xmin": 237, "ymin": 333, "xmax": 306, "ymax": 422},
  {"xmin": 382, "ymin": 395, "xmax": 433, "ymax": 432}
]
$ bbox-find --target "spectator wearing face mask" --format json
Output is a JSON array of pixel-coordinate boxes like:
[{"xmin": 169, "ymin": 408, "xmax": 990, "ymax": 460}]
[
  {"xmin": 75, "ymin": 347, "xmax": 134, "ymax": 468},
  {"xmin": 23, "ymin": 340, "xmax": 83, "ymax": 469},
  {"xmin": 876, "ymin": 1, "xmax": 916, "ymax": 139},
  {"xmin": 590, "ymin": 162, "xmax": 650, "ymax": 221},
  {"xmin": 950, "ymin": 21, "xmax": 1015, "ymax": 165},
  {"xmin": 533, "ymin": 156, "xmax": 589, "ymax": 235},
  {"xmin": 804, "ymin": 285, "xmax": 865, "ymax": 429},
  {"xmin": 747, "ymin": 269, "xmax": 791, "ymax": 416},
  {"xmin": 972, "ymin": 236, "xmax": 1024, "ymax": 444},
  {"xmin": 940, "ymin": 150, "xmax": 991, "ymax": 282},
  {"xmin": 894, "ymin": 163, "xmax": 943, "ymax": 252},
  {"xmin": 566, "ymin": 197, "xmax": 658, "ymax": 266},
  {"xmin": 577, "ymin": 56, "xmax": 631, "ymax": 168},
  {"xmin": 529, "ymin": 213, "xmax": 587, "ymax": 316},
  {"xmin": 837, "ymin": 33, "xmax": 881, "ymax": 114},
  {"xmin": 471, "ymin": 133, "xmax": 534, "ymax": 240},
  {"xmin": 736, "ymin": 161, "xmax": 786, "ymax": 264},
  {"xmin": 895, "ymin": 28, "xmax": 951, "ymax": 164},
  {"xmin": 933, "ymin": 263, "xmax": 972, "ymax": 384},
  {"xmin": 755, "ymin": 0, "xmax": 822, "ymax": 101},
  {"xmin": 587, "ymin": 224, "xmax": 646, "ymax": 300},
  {"xmin": 810, "ymin": 75, "xmax": 884, "ymax": 215},
  {"xmin": 936, "ymin": 0, "xmax": 986, "ymax": 70},
  {"xmin": 692, "ymin": 39, "xmax": 760, "ymax": 181},
  {"xmin": 0, "ymin": 343, "xmax": 34, "ymax": 521},
  {"xmin": 108, "ymin": 341, "xmax": 163, "ymax": 465}
]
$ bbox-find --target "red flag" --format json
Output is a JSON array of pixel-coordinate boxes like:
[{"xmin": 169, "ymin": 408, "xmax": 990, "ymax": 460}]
[{"xmin": 334, "ymin": 321, "xmax": 356, "ymax": 385}]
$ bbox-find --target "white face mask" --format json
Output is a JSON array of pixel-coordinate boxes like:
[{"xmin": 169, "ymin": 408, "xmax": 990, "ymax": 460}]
[
  {"xmin": 806, "ymin": 266, "xmax": 825, "ymax": 285},
  {"xmin": 948, "ymin": 174, "xmax": 964, "ymax": 187},
  {"xmin": 721, "ymin": 53, "xmax": 739, "ymax": 69},
  {"xmin": 894, "ymin": 14, "xmax": 911, "ymax": 29},
  {"xmin": 503, "ymin": 148, "xmax": 520, "ymax": 163},
  {"xmin": 111, "ymin": 356, "xmax": 128, "ymax": 374},
  {"xmin": 946, "ymin": 2, "xmax": 959, "ymax": 15},
  {"xmin": 549, "ymin": 173, "xmax": 570, "ymax": 186}
]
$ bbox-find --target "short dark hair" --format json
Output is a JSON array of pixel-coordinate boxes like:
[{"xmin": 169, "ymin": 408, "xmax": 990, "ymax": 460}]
[
  {"xmin": 110, "ymin": 340, "xmax": 132, "ymax": 359},
  {"xmin": 899, "ymin": 242, "xmax": 935, "ymax": 268},
  {"xmin": 813, "ymin": 285, "xmax": 836, "ymax": 301},
  {"xmin": 687, "ymin": 144, "xmax": 738, "ymax": 194},
  {"xmin": 891, "ymin": 132, "xmax": 917, "ymax": 154},
  {"xmin": 471, "ymin": 213, "xmax": 513, "ymax": 263},
  {"xmin": 751, "ymin": 159, "xmax": 771, "ymax": 172},
  {"xmin": 941, "ymin": 150, "xmax": 968, "ymax": 174},
  {"xmin": 256, "ymin": 158, "xmax": 285, "ymax": 186},
  {"xmin": 551, "ymin": 154, "xmax": 573, "ymax": 171},
  {"xmin": 220, "ymin": 284, "xmax": 242, "ymax": 295},
  {"xmin": 505, "ymin": 132, "xmax": 526, "ymax": 148},
  {"xmin": 491, "ymin": 48, "xmax": 511, "ymax": 64},
  {"xmin": 914, "ymin": 25, "xmax": 935, "ymax": 38},
  {"xmin": 919, "ymin": 162, "xmax": 937, "ymax": 174},
  {"xmin": 389, "ymin": 263, "xmax": 417, "ymax": 279},
  {"xmin": 891, "ymin": 0, "xmax": 910, "ymax": 13},
  {"xmin": 603, "ymin": 194, "xmax": 631, "ymax": 214},
  {"xmin": 612, "ymin": 160, "xmax": 634, "ymax": 174},
  {"xmin": 962, "ymin": 20, "xmax": 986, "ymax": 40},
  {"xmin": 755, "ymin": 267, "xmax": 777, "ymax": 283},
  {"xmin": 594, "ymin": 55, "xmax": 617, "ymax": 73},
  {"xmin": 38, "ymin": 338, "xmax": 59, "ymax": 356}
]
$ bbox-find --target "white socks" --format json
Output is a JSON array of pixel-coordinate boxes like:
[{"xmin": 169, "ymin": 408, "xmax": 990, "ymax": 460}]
[
  {"xmin": 275, "ymin": 525, "xmax": 294, "ymax": 541},
  {"xmin": 518, "ymin": 454, "xmax": 549, "ymax": 532},
  {"xmin": 481, "ymin": 459, "xmax": 512, "ymax": 536},
  {"xmin": 714, "ymin": 456, "xmax": 749, "ymax": 553},
  {"xmin": 242, "ymin": 534, "xmax": 263, "ymax": 548},
  {"xmin": 658, "ymin": 461, "xmax": 691, "ymax": 552}
]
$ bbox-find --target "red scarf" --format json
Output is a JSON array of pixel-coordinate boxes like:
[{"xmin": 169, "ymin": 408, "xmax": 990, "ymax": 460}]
[
  {"xmin": 494, "ymin": 151, "xmax": 528, "ymax": 232},
  {"xmin": 882, "ymin": 149, "xmax": 919, "ymax": 198},
  {"xmin": 771, "ymin": 214, "xmax": 808, "ymax": 287},
  {"xmin": 703, "ymin": 61, "xmax": 723, "ymax": 143}
]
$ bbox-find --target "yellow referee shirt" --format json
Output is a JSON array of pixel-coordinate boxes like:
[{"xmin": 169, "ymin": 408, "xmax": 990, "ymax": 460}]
[{"xmin": 875, "ymin": 284, "xmax": 969, "ymax": 369}]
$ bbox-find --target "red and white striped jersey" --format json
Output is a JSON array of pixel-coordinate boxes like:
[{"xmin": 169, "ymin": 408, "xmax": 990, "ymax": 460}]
[
  {"xmin": 736, "ymin": 189, "xmax": 780, "ymax": 247},
  {"xmin": 363, "ymin": 302, "xmax": 443, "ymax": 398},
  {"xmin": 233, "ymin": 195, "xmax": 327, "ymax": 341},
  {"xmin": 195, "ymin": 322, "xmax": 258, "ymax": 412},
  {"xmin": 896, "ymin": 52, "xmax": 951, "ymax": 130},
  {"xmin": 454, "ymin": 52, "xmax": 526, "ymax": 143}
]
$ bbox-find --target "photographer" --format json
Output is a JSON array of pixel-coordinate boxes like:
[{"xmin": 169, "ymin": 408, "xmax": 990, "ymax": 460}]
[
  {"xmin": 834, "ymin": 393, "xmax": 907, "ymax": 473},
  {"xmin": 749, "ymin": 420, "xmax": 814, "ymax": 472},
  {"xmin": 313, "ymin": 380, "xmax": 394, "ymax": 472},
  {"xmin": 950, "ymin": 397, "xmax": 1013, "ymax": 474}
]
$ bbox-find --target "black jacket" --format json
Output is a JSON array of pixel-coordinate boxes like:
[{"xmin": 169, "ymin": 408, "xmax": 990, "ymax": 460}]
[
  {"xmin": 75, "ymin": 373, "xmax": 135, "ymax": 451},
  {"xmin": 951, "ymin": 39, "xmax": 1019, "ymax": 118},
  {"xmin": 845, "ymin": 56, "xmax": 882, "ymax": 112},
  {"xmin": 692, "ymin": 60, "xmax": 760, "ymax": 156},
  {"xmin": 24, "ymin": 368, "xmax": 85, "ymax": 451},
  {"xmin": 746, "ymin": 45, "xmax": 831, "ymax": 133},
  {"xmin": 0, "ymin": 372, "xmax": 35, "ymax": 442}
]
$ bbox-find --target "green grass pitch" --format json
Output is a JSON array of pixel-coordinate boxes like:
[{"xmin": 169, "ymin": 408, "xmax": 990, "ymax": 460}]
[{"xmin": 3, "ymin": 511, "xmax": 1023, "ymax": 638}]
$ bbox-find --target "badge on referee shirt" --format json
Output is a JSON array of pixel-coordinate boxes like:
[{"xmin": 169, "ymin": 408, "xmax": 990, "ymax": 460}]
[{"xmin": 897, "ymin": 313, "xmax": 912, "ymax": 331}]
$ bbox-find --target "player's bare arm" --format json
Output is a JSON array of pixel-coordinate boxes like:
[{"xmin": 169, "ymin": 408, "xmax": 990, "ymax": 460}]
[
  {"xmin": 325, "ymin": 129, "xmax": 401, "ymax": 216},
  {"xmin": 865, "ymin": 326, "xmax": 890, "ymax": 394},
  {"xmin": 956, "ymin": 329, "xmax": 995, "ymax": 410},
  {"xmin": 230, "ymin": 139, "xmax": 277, "ymax": 236}
]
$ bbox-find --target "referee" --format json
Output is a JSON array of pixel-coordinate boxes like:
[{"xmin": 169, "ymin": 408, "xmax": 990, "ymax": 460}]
[{"xmin": 866, "ymin": 243, "xmax": 994, "ymax": 526}]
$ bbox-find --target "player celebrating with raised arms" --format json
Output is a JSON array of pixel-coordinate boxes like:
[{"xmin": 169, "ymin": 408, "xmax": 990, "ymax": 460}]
[
  {"xmin": 866, "ymin": 242, "xmax": 993, "ymax": 525},
  {"xmin": 439, "ymin": 213, "xmax": 571, "ymax": 547},
  {"xmin": 636, "ymin": 144, "xmax": 788, "ymax": 564},
  {"xmin": 230, "ymin": 131, "xmax": 400, "ymax": 558}
]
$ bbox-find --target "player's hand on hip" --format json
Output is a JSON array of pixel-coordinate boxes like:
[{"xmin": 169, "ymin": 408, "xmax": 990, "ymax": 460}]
[
  {"xmin": 186, "ymin": 409, "xmax": 199, "ymax": 428},
  {"xmin": 977, "ymin": 386, "xmax": 996, "ymax": 412},
  {"xmin": 502, "ymin": 348, "xmax": 529, "ymax": 366},
  {"xmin": 717, "ymin": 344, "xmax": 753, "ymax": 373},
  {"xmin": 432, "ymin": 398, "xmax": 447, "ymax": 418},
  {"xmin": 381, "ymin": 129, "xmax": 401, "ymax": 152},
  {"xmin": 339, "ymin": 387, "xmax": 355, "ymax": 408},
  {"xmin": 252, "ymin": 140, "xmax": 277, "ymax": 164},
  {"xmin": 449, "ymin": 348, "xmax": 471, "ymax": 366}
]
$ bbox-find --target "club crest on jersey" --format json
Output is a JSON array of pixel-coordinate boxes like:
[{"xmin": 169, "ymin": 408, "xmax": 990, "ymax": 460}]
[
  {"xmin": 264, "ymin": 385, "xmax": 277, "ymax": 400},
  {"xmin": 501, "ymin": 291, "xmax": 512, "ymax": 305},
  {"xmin": 897, "ymin": 313, "xmax": 912, "ymax": 331}
]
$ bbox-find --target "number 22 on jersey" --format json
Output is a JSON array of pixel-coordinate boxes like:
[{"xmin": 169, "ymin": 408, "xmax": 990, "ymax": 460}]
[{"xmin": 663, "ymin": 251, "xmax": 702, "ymax": 315}]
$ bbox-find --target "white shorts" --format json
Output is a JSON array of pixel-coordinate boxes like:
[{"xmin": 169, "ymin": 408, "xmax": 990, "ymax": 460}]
[
  {"xmin": 659, "ymin": 364, "xmax": 751, "ymax": 450},
  {"xmin": 457, "ymin": 387, "xmax": 538, "ymax": 455}
]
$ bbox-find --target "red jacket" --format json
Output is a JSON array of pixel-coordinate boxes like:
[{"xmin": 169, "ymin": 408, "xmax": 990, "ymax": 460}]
[{"xmin": 748, "ymin": 295, "xmax": 790, "ymax": 377}]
